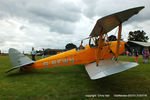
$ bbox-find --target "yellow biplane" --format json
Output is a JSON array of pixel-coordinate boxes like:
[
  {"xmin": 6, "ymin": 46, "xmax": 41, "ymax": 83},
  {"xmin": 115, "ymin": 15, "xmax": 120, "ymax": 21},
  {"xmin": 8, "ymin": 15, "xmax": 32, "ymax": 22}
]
[{"xmin": 7, "ymin": 6, "xmax": 144, "ymax": 80}]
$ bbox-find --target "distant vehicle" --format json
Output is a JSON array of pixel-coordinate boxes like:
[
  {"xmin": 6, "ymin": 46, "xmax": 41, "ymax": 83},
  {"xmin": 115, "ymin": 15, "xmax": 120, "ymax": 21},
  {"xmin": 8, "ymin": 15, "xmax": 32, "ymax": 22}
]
[{"xmin": 36, "ymin": 53, "xmax": 42, "ymax": 56}]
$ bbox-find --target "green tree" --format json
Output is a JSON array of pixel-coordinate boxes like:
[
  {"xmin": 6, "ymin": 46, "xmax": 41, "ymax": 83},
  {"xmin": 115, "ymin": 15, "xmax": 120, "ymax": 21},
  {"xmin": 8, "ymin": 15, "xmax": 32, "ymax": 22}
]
[
  {"xmin": 128, "ymin": 30, "xmax": 149, "ymax": 42},
  {"xmin": 108, "ymin": 35, "xmax": 117, "ymax": 41},
  {"xmin": 65, "ymin": 43, "xmax": 77, "ymax": 50}
]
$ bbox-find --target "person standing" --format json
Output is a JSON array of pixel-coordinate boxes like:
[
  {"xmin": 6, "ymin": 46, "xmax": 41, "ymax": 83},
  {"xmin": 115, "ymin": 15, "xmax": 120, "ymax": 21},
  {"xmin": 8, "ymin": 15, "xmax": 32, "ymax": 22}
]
[
  {"xmin": 132, "ymin": 49, "xmax": 134, "ymax": 56},
  {"xmin": 126, "ymin": 51, "xmax": 129, "ymax": 56},
  {"xmin": 31, "ymin": 47, "xmax": 36, "ymax": 61},
  {"xmin": 42, "ymin": 48, "xmax": 46, "ymax": 58},
  {"xmin": 142, "ymin": 48, "xmax": 145, "ymax": 63},
  {"xmin": 135, "ymin": 49, "xmax": 139, "ymax": 62},
  {"xmin": 145, "ymin": 48, "xmax": 149, "ymax": 63}
]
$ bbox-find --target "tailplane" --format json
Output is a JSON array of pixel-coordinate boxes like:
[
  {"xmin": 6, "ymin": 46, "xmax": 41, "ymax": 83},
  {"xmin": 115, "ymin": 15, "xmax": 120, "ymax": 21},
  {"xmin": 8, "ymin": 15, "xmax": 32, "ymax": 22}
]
[{"xmin": 6, "ymin": 48, "xmax": 34, "ymax": 73}]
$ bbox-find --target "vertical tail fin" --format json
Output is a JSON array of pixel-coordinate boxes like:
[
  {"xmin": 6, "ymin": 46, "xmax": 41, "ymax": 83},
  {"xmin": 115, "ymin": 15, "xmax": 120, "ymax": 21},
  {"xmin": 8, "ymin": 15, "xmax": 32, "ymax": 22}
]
[{"xmin": 6, "ymin": 48, "xmax": 34, "ymax": 73}]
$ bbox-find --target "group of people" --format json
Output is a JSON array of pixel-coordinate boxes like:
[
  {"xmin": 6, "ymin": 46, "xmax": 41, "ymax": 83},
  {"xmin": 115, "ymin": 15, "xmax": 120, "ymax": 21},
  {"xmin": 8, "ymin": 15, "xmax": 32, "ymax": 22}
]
[
  {"xmin": 31, "ymin": 47, "xmax": 46, "ymax": 61},
  {"xmin": 133, "ymin": 48, "xmax": 149, "ymax": 63}
]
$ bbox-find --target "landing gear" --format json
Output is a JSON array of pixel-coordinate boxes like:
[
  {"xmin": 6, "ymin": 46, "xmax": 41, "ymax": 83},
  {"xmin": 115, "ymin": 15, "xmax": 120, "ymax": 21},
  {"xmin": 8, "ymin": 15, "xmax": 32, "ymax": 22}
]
[{"xmin": 112, "ymin": 56, "xmax": 118, "ymax": 63}]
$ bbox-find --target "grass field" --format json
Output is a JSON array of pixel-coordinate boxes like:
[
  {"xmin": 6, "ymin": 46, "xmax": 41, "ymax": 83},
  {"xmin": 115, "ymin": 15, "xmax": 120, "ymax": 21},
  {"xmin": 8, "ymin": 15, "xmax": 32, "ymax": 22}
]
[{"xmin": 0, "ymin": 55, "xmax": 150, "ymax": 100}]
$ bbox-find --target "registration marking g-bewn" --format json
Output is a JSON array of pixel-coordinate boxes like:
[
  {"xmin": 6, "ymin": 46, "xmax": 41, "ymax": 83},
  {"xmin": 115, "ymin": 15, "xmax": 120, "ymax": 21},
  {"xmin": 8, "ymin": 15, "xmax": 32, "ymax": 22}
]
[{"xmin": 43, "ymin": 57, "xmax": 74, "ymax": 67}]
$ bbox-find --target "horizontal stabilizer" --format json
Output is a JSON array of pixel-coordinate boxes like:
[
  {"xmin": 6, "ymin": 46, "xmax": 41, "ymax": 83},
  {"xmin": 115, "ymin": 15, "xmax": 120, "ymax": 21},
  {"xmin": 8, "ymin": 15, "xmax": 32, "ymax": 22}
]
[
  {"xmin": 6, "ymin": 48, "xmax": 34, "ymax": 73},
  {"xmin": 85, "ymin": 60, "xmax": 138, "ymax": 80}
]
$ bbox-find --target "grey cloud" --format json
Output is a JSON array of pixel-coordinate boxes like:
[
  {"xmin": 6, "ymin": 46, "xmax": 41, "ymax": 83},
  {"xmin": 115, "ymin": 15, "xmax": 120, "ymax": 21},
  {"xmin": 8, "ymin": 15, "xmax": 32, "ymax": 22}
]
[
  {"xmin": 29, "ymin": 2, "xmax": 81, "ymax": 22},
  {"xmin": 82, "ymin": 0, "xmax": 150, "ymax": 24},
  {"xmin": 20, "ymin": 26, "xmax": 26, "ymax": 30},
  {"xmin": 0, "ymin": 0, "xmax": 150, "ymax": 52},
  {"xmin": 0, "ymin": 32, "xmax": 15, "ymax": 46},
  {"xmin": 34, "ymin": 37, "xmax": 67, "ymax": 49},
  {"xmin": 0, "ymin": 38, "xmax": 5, "ymax": 45},
  {"xmin": 1, "ymin": 32, "xmax": 15, "ymax": 40},
  {"xmin": 0, "ymin": 0, "xmax": 82, "ymax": 34},
  {"xmin": 49, "ymin": 20, "xmax": 75, "ymax": 34}
]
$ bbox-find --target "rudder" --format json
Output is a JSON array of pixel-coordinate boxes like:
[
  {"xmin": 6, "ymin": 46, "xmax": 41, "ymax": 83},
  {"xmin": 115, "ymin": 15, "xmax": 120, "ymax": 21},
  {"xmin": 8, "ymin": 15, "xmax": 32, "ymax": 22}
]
[{"xmin": 6, "ymin": 48, "xmax": 34, "ymax": 73}]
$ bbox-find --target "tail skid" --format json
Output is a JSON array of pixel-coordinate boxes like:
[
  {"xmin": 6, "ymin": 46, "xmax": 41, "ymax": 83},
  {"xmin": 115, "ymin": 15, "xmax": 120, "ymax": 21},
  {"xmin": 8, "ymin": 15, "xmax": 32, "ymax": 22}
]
[{"xmin": 6, "ymin": 48, "xmax": 34, "ymax": 73}]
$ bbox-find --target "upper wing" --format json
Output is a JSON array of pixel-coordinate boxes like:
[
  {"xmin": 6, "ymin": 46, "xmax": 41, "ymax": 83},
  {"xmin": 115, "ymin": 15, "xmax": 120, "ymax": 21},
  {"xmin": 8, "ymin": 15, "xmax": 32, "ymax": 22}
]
[
  {"xmin": 128, "ymin": 41, "xmax": 150, "ymax": 47},
  {"xmin": 90, "ymin": 6, "xmax": 144, "ymax": 37}
]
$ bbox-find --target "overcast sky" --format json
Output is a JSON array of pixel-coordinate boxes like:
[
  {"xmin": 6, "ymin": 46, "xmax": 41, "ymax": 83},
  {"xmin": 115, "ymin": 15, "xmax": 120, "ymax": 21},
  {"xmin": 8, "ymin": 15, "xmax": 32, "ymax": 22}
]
[{"xmin": 0, "ymin": 0, "xmax": 150, "ymax": 53}]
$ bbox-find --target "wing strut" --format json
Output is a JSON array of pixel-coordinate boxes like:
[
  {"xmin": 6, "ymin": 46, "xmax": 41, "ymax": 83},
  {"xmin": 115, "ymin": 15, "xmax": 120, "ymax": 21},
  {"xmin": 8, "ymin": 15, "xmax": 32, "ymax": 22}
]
[
  {"xmin": 115, "ymin": 23, "xmax": 122, "ymax": 59},
  {"xmin": 96, "ymin": 29, "xmax": 104, "ymax": 66}
]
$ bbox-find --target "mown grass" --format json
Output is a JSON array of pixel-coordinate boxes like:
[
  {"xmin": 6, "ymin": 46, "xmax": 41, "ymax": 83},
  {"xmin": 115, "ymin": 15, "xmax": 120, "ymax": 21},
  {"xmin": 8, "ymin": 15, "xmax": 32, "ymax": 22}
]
[{"xmin": 0, "ymin": 55, "xmax": 150, "ymax": 100}]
